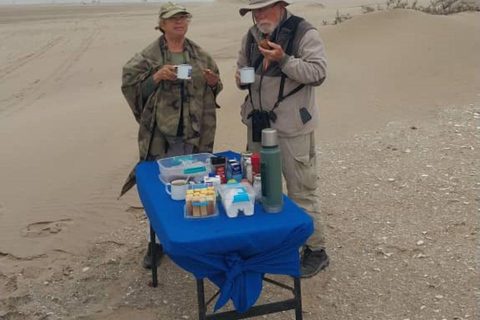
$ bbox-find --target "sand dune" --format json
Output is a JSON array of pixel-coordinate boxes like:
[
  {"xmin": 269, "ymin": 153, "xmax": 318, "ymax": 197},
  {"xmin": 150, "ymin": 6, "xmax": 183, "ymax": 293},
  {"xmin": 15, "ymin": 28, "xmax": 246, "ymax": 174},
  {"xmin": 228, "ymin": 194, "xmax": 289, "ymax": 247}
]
[
  {"xmin": 0, "ymin": 2, "xmax": 478, "ymax": 310},
  {"xmin": 317, "ymin": 9, "xmax": 480, "ymax": 140}
]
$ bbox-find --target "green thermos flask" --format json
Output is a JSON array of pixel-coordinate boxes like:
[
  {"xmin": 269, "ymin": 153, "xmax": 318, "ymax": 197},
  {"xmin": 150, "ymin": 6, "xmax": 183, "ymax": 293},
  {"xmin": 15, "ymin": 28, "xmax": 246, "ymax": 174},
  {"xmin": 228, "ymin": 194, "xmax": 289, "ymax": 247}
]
[{"xmin": 260, "ymin": 128, "xmax": 283, "ymax": 213}]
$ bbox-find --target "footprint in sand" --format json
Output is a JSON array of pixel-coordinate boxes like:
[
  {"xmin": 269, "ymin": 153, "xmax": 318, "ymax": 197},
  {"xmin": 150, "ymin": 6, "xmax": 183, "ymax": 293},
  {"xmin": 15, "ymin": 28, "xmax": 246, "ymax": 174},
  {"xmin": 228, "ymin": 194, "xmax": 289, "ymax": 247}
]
[
  {"xmin": 0, "ymin": 274, "xmax": 18, "ymax": 294},
  {"xmin": 22, "ymin": 219, "xmax": 72, "ymax": 238},
  {"xmin": 125, "ymin": 206, "xmax": 146, "ymax": 220}
]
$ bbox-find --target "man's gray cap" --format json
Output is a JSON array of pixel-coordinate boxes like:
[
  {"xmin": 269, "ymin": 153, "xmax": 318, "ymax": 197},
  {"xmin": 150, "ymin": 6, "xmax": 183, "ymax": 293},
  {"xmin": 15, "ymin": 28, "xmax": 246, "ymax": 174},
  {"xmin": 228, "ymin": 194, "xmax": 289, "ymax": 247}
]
[{"xmin": 239, "ymin": 0, "xmax": 293, "ymax": 16}]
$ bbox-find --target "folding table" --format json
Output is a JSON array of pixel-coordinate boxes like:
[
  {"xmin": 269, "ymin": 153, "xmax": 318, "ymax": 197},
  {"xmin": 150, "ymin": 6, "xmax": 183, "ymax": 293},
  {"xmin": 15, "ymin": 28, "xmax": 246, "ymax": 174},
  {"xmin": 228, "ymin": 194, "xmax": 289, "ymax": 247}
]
[{"xmin": 135, "ymin": 151, "xmax": 314, "ymax": 320}]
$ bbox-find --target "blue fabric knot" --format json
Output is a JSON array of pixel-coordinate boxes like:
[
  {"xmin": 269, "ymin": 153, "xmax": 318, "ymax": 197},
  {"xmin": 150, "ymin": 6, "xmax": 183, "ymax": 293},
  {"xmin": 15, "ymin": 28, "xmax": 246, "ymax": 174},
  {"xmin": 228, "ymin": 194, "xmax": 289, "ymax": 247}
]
[
  {"xmin": 214, "ymin": 253, "xmax": 246, "ymax": 311},
  {"xmin": 225, "ymin": 253, "xmax": 244, "ymax": 281}
]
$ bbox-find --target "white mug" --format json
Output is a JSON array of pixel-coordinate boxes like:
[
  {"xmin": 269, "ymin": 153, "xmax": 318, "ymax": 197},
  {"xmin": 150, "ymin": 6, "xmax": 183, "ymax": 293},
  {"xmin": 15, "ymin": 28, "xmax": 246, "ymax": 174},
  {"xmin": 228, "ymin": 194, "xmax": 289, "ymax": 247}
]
[
  {"xmin": 240, "ymin": 67, "xmax": 255, "ymax": 84},
  {"xmin": 177, "ymin": 64, "xmax": 192, "ymax": 80},
  {"xmin": 165, "ymin": 179, "xmax": 188, "ymax": 200}
]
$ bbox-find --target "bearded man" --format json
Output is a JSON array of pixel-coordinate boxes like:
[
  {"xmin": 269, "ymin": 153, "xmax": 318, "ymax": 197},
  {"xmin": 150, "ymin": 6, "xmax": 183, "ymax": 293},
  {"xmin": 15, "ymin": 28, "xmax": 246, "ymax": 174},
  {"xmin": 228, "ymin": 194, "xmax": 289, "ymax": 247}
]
[{"xmin": 235, "ymin": 0, "xmax": 329, "ymax": 278}]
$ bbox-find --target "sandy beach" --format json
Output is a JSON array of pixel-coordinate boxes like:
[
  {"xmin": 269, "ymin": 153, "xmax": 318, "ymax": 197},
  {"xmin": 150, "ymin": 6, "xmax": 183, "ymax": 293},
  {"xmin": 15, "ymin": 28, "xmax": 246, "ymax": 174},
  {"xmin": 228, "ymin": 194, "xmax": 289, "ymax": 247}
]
[{"xmin": 0, "ymin": 1, "xmax": 479, "ymax": 319}]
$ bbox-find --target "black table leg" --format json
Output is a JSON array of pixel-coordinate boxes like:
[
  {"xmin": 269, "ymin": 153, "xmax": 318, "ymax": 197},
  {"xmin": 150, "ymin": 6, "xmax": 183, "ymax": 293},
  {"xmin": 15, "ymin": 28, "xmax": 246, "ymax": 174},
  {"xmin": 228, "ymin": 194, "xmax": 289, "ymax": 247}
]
[
  {"xmin": 197, "ymin": 279, "xmax": 207, "ymax": 320},
  {"xmin": 294, "ymin": 277, "xmax": 303, "ymax": 320},
  {"xmin": 195, "ymin": 276, "xmax": 303, "ymax": 320},
  {"xmin": 149, "ymin": 224, "xmax": 158, "ymax": 288}
]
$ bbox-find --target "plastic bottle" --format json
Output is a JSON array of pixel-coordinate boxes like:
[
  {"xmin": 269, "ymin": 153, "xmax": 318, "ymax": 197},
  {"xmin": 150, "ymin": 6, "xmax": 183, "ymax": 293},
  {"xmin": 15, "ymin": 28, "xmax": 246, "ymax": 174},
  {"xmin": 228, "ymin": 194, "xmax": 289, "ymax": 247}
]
[
  {"xmin": 251, "ymin": 153, "xmax": 260, "ymax": 177},
  {"xmin": 245, "ymin": 158, "xmax": 253, "ymax": 183},
  {"xmin": 241, "ymin": 151, "xmax": 252, "ymax": 179},
  {"xmin": 253, "ymin": 174, "xmax": 262, "ymax": 203}
]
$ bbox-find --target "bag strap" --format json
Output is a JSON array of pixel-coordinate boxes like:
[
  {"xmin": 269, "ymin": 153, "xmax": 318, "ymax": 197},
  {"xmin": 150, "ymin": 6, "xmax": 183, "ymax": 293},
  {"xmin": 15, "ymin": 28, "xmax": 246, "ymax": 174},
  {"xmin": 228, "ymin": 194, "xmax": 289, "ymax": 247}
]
[
  {"xmin": 273, "ymin": 15, "xmax": 305, "ymax": 114},
  {"xmin": 283, "ymin": 15, "xmax": 304, "ymax": 55},
  {"xmin": 246, "ymin": 30, "xmax": 264, "ymax": 72}
]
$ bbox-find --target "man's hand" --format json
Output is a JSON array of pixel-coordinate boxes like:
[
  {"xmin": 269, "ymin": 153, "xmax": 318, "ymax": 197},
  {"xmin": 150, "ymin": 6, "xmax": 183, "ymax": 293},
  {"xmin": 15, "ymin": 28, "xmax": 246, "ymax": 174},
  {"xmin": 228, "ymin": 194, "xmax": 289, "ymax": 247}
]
[
  {"xmin": 235, "ymin": 69, "xmax": 242, "ymax": 86},
  {"xmin": 258, "ymin": 40, "xmax": 285, "ymax": 62},
  {"xmin": 153, "ymin": 65, "xmax": 177, "ymax": 83},
  {"xmin": 203, "ymin": 68, "xmax": 219, "ymax": 88}
]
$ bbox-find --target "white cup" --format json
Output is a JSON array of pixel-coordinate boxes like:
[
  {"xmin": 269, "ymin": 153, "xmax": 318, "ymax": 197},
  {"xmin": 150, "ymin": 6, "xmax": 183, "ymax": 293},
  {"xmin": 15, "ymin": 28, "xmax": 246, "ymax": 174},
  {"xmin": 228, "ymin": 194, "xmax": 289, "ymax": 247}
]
[
  {"xmin": 177, "ymin": 64, "xmax": 192, "ymax": 80},
  {"xmin": 240, "ymin": 67, "xmax": 255, "ymax": 84},
  {"xmin": 165, "ymin": 179, "xmax": 188, "ymax": 200}
]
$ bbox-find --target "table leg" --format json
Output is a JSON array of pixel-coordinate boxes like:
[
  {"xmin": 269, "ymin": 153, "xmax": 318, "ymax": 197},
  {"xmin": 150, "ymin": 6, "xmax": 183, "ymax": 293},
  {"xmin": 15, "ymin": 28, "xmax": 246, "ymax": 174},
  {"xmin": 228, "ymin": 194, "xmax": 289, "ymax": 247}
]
[
  {"xmin": 294, "ymin": 277, "xmax": 303, "ymax": 320},
  {"xmin": 149, "ymin": 224, "xmax": 158, "ymax": 288},
  {"xmin": 196, "ymin": 277, "xmax": 302, "ymax": 320},
  {"xmin": 196, "ymin": 279, "xmax": 207, "ymax": 320}
]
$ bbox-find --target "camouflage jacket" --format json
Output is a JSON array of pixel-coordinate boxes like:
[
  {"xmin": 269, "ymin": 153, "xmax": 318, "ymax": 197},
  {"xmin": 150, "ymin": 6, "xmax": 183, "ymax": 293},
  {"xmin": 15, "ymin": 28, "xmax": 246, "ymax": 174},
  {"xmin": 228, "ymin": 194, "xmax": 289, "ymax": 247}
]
[{"xmin": 120, "ymin": 36, "xmax": 222, "ymax": 197}]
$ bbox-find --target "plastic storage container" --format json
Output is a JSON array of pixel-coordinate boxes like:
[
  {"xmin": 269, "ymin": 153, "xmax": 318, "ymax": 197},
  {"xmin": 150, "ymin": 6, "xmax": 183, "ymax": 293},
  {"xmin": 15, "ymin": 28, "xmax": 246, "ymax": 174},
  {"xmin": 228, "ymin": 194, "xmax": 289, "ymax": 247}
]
[
  {"xmin": 218, "ymin": 182, "xmax": 255, "ymax": 218},
  {"xmin": 157, "ymin": 153, "xmax": 213, "ymax": 184},
  {"xmin": 184, "ymin": 183, "xmax": 218, "ymax": 219}
]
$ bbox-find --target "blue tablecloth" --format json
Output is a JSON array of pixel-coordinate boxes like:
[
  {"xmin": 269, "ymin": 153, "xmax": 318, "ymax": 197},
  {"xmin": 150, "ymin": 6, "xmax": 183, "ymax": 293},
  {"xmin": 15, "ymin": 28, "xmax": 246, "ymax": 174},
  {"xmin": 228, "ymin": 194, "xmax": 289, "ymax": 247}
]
[{"xmin": 135, "ymin": 151, "xmax": 314, "ymax": 313}]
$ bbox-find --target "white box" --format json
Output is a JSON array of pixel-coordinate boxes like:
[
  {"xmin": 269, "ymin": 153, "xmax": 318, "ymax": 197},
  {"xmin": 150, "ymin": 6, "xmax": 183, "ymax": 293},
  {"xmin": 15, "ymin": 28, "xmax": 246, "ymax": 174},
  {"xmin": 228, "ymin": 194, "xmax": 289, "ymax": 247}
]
[{"xmin": 218, "ymin": 182, "xmax": 255, "ymax": 218}]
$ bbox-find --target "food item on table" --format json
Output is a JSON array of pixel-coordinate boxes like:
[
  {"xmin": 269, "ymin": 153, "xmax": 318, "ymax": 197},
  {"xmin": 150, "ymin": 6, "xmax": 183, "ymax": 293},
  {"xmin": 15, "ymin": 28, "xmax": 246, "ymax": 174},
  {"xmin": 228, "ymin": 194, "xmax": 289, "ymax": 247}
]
[
  {"xmin": 192, "ymin": 200, "xmax": 201, "ymax": 217},
  {"xmin": 199, "ymin": 196, "xmax": 208, "ymax": 216},
  {"xmin": 186, "ymin": 194, "xmax": 193, "ymax": 214},
  {"xmin": 206, "ymin": 195, "xmax": 215, "ymax": 215},
  {"xmin": 185, "ymin": 185, "xmax": 216, "ymax": 218}
]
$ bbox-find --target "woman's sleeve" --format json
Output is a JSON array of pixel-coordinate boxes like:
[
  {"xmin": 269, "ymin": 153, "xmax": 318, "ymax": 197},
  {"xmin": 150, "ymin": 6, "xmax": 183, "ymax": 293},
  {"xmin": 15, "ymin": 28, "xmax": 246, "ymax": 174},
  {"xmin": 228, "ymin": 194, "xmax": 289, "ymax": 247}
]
[{"xmin": 121, "ymin": 52, "xmax": 158, "ymax": 123}]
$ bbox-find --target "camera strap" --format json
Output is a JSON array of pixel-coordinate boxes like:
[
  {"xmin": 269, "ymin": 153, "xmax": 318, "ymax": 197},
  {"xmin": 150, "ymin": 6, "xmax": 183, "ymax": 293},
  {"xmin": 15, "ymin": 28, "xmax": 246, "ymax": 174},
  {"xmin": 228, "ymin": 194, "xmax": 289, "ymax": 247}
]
[{"xmin": 176, "ymin": 50, "xmax": 189, "ymax": 137}]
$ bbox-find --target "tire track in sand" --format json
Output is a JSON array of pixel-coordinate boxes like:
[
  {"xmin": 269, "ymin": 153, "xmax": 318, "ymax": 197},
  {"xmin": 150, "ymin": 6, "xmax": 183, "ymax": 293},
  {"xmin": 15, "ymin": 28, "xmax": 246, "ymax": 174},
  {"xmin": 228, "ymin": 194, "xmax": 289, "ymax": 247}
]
[
  {"xmin": 0, "ymin": 36, "xmax": 64, "ymax": 82},
  {"xmin": 0, "ymin": 21, "xmax": 100, "ymax": 117}
]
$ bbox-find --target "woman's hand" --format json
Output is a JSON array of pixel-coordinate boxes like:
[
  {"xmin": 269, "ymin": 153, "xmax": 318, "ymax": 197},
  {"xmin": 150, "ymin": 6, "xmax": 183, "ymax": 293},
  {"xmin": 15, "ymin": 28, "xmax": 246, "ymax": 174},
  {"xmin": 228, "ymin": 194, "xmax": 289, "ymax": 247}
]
[
  {"xmin": 235, "ymin": 69, "xmax": 242, "ymax": 86},
  {"xmin": 153, "ymin": 65, "xmax": 177, "ymax": 83},
  {"xmin": 203, "ymin": 68, "xmax": 219, "ymax": 87}
]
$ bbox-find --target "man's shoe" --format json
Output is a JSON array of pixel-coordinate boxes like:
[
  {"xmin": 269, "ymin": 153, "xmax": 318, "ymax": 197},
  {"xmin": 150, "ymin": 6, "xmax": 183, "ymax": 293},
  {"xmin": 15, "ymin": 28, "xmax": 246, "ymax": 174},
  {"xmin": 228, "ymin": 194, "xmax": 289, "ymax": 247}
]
[
  {"xmin": 301, "ymin": 247, "xmax": 329, "ymax": 278},
  {"xmin": 142, "ymin": 243, "xmax": 164, "ymax": 269}
]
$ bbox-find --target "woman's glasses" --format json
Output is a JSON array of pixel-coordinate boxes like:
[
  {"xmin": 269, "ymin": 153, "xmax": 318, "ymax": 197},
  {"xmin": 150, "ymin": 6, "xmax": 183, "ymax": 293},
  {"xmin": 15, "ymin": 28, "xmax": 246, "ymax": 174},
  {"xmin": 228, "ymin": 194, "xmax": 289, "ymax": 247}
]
[{"xmin": 167, "ymin": 14, "xmax": 191, "ymax": 23}]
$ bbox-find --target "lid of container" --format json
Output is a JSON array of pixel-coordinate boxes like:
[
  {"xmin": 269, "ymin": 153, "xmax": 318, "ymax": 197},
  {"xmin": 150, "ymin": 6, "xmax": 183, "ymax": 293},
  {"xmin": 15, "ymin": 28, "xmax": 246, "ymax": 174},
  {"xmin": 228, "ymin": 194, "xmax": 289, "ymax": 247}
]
[
  {"xmin": 261, "ymin": 128, "xmax": 278, "ymax": 147},
  {"xmin": 232, "ymin": 188, "xmax": 249, "ymax": 203}
]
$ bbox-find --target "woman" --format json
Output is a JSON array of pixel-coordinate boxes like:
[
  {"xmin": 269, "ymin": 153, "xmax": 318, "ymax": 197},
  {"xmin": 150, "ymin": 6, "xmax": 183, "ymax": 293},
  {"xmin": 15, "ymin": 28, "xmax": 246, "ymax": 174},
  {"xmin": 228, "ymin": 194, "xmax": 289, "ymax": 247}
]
[{"xmin": 121, "ymin": 2, "xmax": 222, "ymax": 268}]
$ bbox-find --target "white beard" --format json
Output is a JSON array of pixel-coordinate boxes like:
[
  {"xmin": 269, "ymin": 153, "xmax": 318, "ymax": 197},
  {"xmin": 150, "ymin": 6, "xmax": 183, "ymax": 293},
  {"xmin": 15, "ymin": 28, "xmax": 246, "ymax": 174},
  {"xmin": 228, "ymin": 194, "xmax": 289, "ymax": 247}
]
[{"xmin": 256, "ymin": 19, "xmax": 279, "ymax": 35}]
